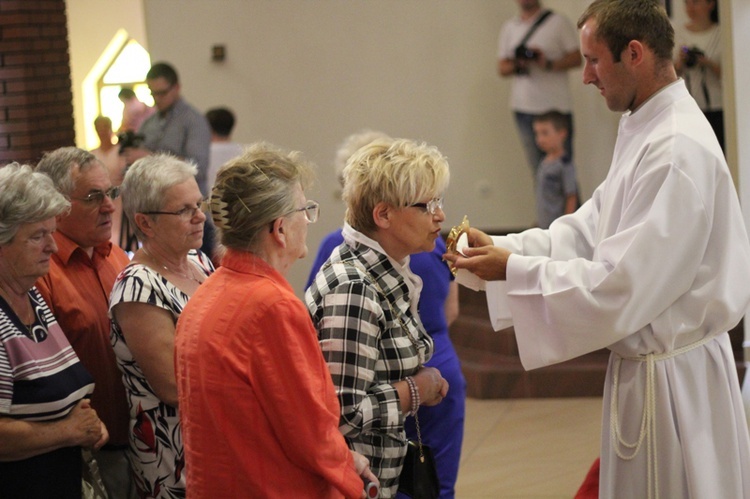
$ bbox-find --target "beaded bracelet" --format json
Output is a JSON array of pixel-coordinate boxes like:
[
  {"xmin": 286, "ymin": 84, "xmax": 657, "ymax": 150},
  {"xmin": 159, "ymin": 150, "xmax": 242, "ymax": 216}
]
[{"xmin": 405, "ymin": 376, "xmax": 420, "ymax": 416}]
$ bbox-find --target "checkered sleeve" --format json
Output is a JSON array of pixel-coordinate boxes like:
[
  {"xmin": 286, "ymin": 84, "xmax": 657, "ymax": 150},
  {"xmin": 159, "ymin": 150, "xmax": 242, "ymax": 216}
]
[{"xmin": 317, "ymin": 278, "xmax": 403, "ymax": 438}]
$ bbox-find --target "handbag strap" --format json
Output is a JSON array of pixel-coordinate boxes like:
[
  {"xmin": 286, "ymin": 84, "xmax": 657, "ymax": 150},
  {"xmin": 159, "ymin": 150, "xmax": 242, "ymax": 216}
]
[{"xmin": 321, "ymin": 259, "xmax": 429, "ymax": 461}]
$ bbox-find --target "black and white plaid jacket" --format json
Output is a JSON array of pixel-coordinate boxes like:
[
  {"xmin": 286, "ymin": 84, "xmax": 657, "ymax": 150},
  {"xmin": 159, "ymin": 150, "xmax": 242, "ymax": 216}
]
[{"xmin": 306, "ymin": 232, "xmax": 434, "ymax": 497}]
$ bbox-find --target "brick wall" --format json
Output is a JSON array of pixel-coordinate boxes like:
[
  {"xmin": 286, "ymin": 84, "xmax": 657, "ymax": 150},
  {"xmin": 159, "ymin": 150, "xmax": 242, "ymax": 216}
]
[{"xmin": 0, "ymin": 0, "xmax": 75, "ymax": 166}]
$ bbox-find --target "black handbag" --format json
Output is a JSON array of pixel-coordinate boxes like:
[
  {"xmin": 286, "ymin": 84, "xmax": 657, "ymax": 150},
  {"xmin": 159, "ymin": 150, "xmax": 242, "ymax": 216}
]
[{"xmin": 398, "ymin": 426, "xmax": 440, "ymax": 499}]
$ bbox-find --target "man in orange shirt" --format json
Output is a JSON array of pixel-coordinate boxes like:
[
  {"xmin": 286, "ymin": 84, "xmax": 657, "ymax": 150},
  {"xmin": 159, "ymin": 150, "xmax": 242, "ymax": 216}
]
[{"xmin": 35, "ymin": 147, "xmax": 134, "ymax": 499}]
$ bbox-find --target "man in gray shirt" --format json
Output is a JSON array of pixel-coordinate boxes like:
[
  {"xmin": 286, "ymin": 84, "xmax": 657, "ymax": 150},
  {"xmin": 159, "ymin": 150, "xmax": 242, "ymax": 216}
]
[
  {"xmin": 123, "ymin": 62, "xmax": 211, "ymax": 196},
  {"xmin": 122, "ymin": 62, "xmax": 214, "ymax": 257}
]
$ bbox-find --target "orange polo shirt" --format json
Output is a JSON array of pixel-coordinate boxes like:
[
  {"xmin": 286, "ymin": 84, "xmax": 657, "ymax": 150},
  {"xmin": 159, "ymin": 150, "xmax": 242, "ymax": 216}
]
[{"xmin": 35, "ymin": 232, "xmax": 131, "ymax": 446}]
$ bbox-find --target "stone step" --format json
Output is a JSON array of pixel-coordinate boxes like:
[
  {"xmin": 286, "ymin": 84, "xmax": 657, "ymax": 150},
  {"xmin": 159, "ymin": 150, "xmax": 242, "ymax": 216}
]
[
  {"xmin": 450, "ymin": 289, "xmax": 746, "ymax": 399},
  {"xmin": 456, "ymin": 345, "xmax": 608, "ymax": 399}
]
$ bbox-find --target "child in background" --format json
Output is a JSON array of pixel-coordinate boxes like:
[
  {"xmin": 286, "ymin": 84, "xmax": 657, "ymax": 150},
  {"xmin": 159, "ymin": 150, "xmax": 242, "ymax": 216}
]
[{"xmin": 532, "ymin": 110, "xmax": 578, "ymax": 229}]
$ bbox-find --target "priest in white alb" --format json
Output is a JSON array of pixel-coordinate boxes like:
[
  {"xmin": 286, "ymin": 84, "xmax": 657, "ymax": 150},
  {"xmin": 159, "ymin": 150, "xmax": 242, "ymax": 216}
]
[{"xmin": 444, "ymin": 1, "xmax": 750, "ymax": 497}]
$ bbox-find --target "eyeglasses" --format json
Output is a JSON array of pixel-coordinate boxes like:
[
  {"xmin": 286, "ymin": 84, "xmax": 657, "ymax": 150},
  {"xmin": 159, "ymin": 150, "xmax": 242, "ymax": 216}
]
[
  {"xmin": 70, "ymin": 186, "xmax": 121, "ymax": 205},
  {"xmin": 150, "ymin": 85, "xmax": 173, "ymax": 97},
  {"xmin": 288, "ymin": 200, "xmax": 319, "ymax": 223},
  {"xmin": 409, "ymin": 197, "xmax": 444, "ymax": 215},
  {"xmin": 142, "ymin": 200, "xmax": 208, "ymax": 221}
]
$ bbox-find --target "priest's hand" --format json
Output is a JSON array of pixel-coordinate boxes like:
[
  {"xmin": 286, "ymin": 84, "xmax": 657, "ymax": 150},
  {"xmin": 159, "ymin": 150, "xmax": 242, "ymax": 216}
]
[
  {"xmin": 464, "ymin": 227, "xmax": 492, "ymax": 248},
  {"xmin": 444, "ymin": 243, "xmax": 511, "ymax": 281}
]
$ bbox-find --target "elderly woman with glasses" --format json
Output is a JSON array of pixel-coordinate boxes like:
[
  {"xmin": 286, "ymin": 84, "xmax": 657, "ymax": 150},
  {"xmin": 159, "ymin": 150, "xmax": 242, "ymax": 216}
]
[
  {"xmin": 108, "ymin": 154, "xmax": 214, "ymax": 497},
  {"xmin": 175, "ymin": 142, "xmax": 377, "ymax": 498},
  {"xmin": 306, "ymin": 138, "xmax": 451, "ymax": 497},
  {"xmin": 0, "ymin": 164, "xmax": 108, "ymax": 498},
  {"xmin": 306, "ymin": 131, "xmax": 466, "ymax": 498}
]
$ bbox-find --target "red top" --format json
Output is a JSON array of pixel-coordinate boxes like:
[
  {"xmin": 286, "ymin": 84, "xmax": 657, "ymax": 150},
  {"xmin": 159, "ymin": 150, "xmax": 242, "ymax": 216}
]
[
  {"xmin": 175, "ymin": 249, "xmax": 363, "ymax": 498},
  {"xmin": 35, "ymin": 232, "xmax": 131, "ymax": 446}
]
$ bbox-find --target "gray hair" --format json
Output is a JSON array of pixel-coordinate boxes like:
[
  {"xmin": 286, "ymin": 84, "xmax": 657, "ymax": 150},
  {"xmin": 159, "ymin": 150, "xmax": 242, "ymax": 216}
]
[
  {"xmin": 210, "ymin": 142, "xmax": 314, "ymax": 251},
  {"xmin": 35, "ymin": 147, "xmax": 99, "ymax": 196},
  {"xmin": 334, "ymin": 129, "xmax": 392, "ymax": 187},
  {"xmin": 121, "ymin": 154, "xmax": 198, "ymax": 240},
  {"xmin": 343, "ymin": 138, "xmax": 450, "ymax": 234},
  {"xmin": 0, "ymin": 163, "xmax": 71, "ymax": 245}
]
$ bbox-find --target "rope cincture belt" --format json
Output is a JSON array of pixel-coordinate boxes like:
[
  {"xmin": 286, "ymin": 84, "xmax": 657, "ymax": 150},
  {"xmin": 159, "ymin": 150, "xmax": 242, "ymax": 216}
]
[{"xmin": 609, "ymin": 335, "xmax": 714, "ymax": 499}]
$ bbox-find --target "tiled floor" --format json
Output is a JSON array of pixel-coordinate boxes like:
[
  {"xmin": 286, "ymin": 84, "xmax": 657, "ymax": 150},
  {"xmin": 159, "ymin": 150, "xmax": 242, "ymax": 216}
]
[{"xmin": 455, "ymin": 397, "xmax": 602, "ymax": 498}]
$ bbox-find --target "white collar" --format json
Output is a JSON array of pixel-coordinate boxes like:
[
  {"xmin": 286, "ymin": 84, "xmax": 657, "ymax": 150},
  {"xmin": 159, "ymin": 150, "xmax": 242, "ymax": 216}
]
[{"xmin": 341, "ymin": 223, "xmax": 423, "ymax": 316}]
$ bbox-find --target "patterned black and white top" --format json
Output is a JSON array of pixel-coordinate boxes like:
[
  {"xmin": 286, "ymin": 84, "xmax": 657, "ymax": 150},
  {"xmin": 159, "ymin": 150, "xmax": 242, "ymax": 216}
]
[
  {"xmin": 305, "ymin": 224, "xmax": 433, "ymax": 498},
  {"xmin": 109, "ymin": 249, "xmax": 213, "ymax": 498}
]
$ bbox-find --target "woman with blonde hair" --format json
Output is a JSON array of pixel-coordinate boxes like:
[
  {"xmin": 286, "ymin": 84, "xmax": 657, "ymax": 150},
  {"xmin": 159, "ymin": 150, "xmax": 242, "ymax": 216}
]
[
  {"xmin": 306, "ymin": 138, "xmax": 451, "ymax": 497},
  {"xmin": 306, "ymin": 131, "xmax": 465, "ymax": 498}
]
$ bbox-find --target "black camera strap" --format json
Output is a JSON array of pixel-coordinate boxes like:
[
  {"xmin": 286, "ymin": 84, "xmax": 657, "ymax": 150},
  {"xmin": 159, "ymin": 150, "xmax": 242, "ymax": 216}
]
[{"xmin": 518, "ymin": 10, "xmax": 553, "ymax": 49}]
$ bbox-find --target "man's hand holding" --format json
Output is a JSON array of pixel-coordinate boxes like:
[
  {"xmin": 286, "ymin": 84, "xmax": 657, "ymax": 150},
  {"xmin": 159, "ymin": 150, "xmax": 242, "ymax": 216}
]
[{"xmin": 443, "ymin": 227, "xmax": 511, "ymax": 281}]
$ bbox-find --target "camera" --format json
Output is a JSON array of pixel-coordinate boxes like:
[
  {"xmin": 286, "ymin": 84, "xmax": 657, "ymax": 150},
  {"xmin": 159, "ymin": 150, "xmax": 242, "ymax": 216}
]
[
  {"xmin": 514, "ymin": 44, "xmax": 538, "ymax": 62},
  {"xmin": 117, "ymin": 130, "xmax": 145, "ymax": 154},
  {"xmin": 514, "ymin": 44, "xmax": 539, "ymax": 75},
  {"xmin": 682, "ymin": 46, "xmax": 704, "ymax": 69}
]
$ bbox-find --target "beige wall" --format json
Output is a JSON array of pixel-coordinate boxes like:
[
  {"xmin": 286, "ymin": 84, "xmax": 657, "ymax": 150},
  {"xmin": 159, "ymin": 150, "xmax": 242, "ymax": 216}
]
[
  {"xmin": 63, "ymin": 1, "xmax": 747, "ymax": 297},
  {"xmin": 136, "ymin": 0, "xmax": 618, "ymax": 293},
  {"xmin": 726, "ymin": 0, "xmax": 750, "ymax": 404},
  {"xmin": 65, "ymin": 0, "xmax": 750, "ymax": 416},
  {"xmin": 66, "ymin": 0, "xmax": 148, "ymax": 151}
]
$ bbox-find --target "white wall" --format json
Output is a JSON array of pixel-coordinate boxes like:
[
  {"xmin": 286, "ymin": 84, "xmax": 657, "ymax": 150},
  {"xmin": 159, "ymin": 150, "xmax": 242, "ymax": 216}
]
[
  {"xmin": 66, "ymin": 0, "xmax": 148, "ymax": 150},
  {"xmin": 137, "ymin": 0, "xmax": 617, "ymax": 294}
]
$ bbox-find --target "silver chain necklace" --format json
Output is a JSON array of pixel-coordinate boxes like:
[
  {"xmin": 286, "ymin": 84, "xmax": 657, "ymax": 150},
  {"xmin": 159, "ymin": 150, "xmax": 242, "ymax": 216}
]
[{"xmin": 141, "ymin": 247, "xmax": 204, "ymax": 285}]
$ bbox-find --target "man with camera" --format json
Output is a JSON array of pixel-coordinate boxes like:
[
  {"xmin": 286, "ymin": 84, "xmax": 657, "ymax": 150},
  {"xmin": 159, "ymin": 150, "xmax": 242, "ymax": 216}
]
[
  {"xmin": 497, "ymin": 0, "xmax": 581, "ymax": 178},
  {"xmin": 673, "ymin": 0, "xmax": 723, "ymax": 150},
  {"xmin": 122, "ymin": 62, "xmax": 211, "ymax": 197}
]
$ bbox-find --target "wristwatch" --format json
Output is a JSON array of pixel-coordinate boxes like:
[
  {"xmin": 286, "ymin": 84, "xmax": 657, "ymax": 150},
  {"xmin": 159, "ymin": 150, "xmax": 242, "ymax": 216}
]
[{"xmin": 545, "ymin": 59, "xmax": 554, "ymax": 71}]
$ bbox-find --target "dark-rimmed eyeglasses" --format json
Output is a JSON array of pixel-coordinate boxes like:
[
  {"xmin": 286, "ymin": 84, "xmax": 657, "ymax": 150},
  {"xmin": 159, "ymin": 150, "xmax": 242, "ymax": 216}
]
[
  {"xmin": 70, "ymin": 186, "xmax": 121, "ymax": 205},
  {"xmin": 409, "ymin": 197, "xmax": 443, "ymax": 215},
  {"xmin": 150, "ymin": 85, "xmax": 174, "ymax": 98},
  {"xmin": 142, "ymin": 200, "xmax": 208, "ymax": 221},
  {"xmin": 288, "ymin": 200, "xmax": 319, "ymax": 223}
]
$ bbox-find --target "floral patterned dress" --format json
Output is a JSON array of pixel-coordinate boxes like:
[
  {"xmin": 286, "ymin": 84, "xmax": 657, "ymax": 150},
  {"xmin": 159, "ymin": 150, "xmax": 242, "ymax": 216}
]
[{"xmin": 109, "ymin": 250, "xmax": 213, "ymax": 499}]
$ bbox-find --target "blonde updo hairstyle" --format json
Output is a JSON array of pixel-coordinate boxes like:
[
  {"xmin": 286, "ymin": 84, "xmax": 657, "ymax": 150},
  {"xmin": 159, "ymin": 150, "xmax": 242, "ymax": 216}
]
[
  {"xmin": 343, "ymin": 138, "xmax": 450, "ymax": 235},
  {"xmin": 210, "ymin": 142, "xmax": 314, "ymax": 251}
]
